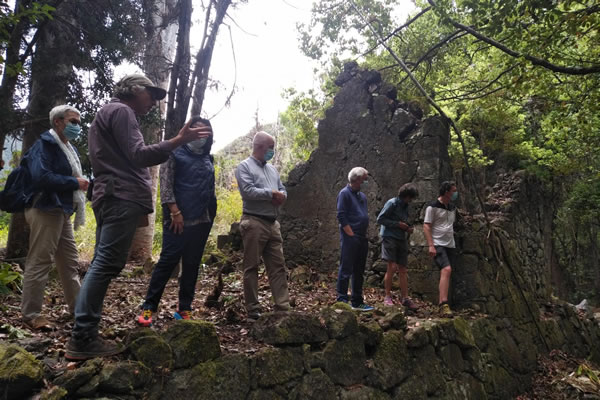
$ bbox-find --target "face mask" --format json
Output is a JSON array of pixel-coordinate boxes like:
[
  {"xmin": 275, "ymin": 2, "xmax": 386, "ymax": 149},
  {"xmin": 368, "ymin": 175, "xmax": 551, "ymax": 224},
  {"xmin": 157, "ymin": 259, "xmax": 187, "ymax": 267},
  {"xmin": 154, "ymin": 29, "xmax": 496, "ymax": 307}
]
[
  {"xmin": 451, "ymin": 191, "xmax": 459, "ymax": 201},
  {"xmin": 187, "ymin": 137, "xmax": 208, "ymax": 154},
  {"xmin": 361, "ymin": 180, "xmax": 369, "ymax": 190},
  {"xmin": 265, "ymin": 149, "xmax": 275, "ymax": 162},
  {"xmin": 63, "ymin": 123, "xmax": 81, "ymax": 140}
]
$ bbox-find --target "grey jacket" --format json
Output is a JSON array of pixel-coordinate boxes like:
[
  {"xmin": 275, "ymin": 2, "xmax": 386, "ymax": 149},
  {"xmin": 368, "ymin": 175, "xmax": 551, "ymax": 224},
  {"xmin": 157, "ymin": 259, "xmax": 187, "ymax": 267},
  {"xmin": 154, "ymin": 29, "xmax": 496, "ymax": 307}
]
[{"xmin": 235, "ymin": 156, "xmax": 286, "ymax": 219}]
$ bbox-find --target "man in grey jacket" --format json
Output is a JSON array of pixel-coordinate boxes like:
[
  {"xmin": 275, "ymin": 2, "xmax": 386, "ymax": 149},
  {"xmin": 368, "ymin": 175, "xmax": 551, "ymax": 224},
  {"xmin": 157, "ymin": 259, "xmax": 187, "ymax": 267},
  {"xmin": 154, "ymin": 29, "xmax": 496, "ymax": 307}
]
[{"xmin": 235, "ymin": 131, "xmax": 290, "ymax": 321}]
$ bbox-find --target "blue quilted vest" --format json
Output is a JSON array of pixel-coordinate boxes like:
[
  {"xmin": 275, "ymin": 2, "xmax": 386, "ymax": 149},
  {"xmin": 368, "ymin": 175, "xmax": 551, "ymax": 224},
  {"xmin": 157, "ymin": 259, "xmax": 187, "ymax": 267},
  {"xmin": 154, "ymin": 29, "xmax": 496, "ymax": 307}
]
[{"xmin": 173, "ymin": 145, "xmax": 216, "ymax": 221}]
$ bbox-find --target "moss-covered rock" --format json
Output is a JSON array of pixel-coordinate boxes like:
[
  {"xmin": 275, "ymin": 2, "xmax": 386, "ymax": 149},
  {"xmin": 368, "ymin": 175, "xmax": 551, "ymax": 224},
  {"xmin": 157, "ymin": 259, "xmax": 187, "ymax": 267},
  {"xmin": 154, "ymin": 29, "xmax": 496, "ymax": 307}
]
[
  {"xmin": 359, "ymin": 320, "xmax": 384, "ymax": 348},
  {"xmin": 380, "ymin": 310, "xmax": 407, "ymax": 331},
  {"xmin": 53, "ymin": 358, "xmax": 103, "ymax": 394},
  {"xmin": 445, "ymin": 373, "xmax": 487, "ymax": 400},
  {"xmin": 320, "ymin": 307, "xmax": 358, "ymax": 339},
  {"xmin": 251, "ymin": 311, "xmax": 328, "ymax": 345},
  {"xmin": 0, "ymin": 343, "xmax": 44, "ymax": 400},
  {"xmin": 75, "ymin": 373, "xmax": 101, "ymax": 398},
  {"xmin": 247, "ymin": 388, "xmax": 286, "ymax": 400},
  {"xmin": 439, "ymin": 317, "xmax": 476, "ymax": 349},
  {"xmin": 40, "ymin": 386, "xmax": 68, "ymax": 400},
  {"xmin": 254, "ymin": 347, "xmax": 304, "ymax": 387},
  {"xmin": 393, "ymin": 376, "xmax": 427, "ymax": 400},
  {"xmin": 289, "ymin": 368, "xmax": 336, "ymax": 400},
  {"xmin": 439, "ymin": 343, "xmax": 464, "ymax": 375},
  {"xmin": 98, "ymin": 361, "xmax": 152, "ymax": 394},
  {"xmin": 368, "ymin": 331, "xmax": 409, "ymax": 390},
  {"xmin": 129, "ymin": 330, "xmax": 173, "ymax": 370},
  {"xmin": 322, "ymin": 334, "xmax": 367, "ymax": 386},
  {"xmin": 413, "ymin": 345, "xmax": 446, "ymax": 396},
  {"xmin": 186, "ymin": 354, "xmax": 251, "ymax": 400},
  {"xmin": 163, "ymin": 320, "xmax": 221, "ymax": 369},
  {"xmin": 340, "ymin": 386, "xmax": 391, "ymax": 400}
]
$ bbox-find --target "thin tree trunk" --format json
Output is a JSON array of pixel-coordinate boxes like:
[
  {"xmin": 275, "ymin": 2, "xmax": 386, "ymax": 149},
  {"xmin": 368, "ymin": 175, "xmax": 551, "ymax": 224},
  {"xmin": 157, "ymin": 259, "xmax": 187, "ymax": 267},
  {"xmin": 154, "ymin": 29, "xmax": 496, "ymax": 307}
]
[
  {"xmin": 6, "ymin": 1, "xmax": 76, "ymax": 259},
  {"xmin": 128, "ymin": 0, "xmax": 179, "ymax": 264}
]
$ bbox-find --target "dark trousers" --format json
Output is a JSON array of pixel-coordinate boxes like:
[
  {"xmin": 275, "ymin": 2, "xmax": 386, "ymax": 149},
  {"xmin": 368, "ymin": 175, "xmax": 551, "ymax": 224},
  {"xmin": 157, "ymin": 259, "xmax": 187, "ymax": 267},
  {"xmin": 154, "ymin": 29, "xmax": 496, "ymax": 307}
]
[
  {"xmin": 142, "ymin": 220, "xmax": 213, "ymax": 312},
  {"xmin": 73, "ymin": 198, "xmax": 145, "ymax": 341},
  {"xmin": 336, "ymin": 232, "xmax": 368, "ymax": 306}
]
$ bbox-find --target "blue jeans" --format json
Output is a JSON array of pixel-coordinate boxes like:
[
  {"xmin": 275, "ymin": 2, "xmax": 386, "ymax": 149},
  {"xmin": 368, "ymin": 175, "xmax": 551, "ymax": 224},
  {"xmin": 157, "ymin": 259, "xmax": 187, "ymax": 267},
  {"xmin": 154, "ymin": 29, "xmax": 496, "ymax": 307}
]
[
  {"xmin": 336, "ymin": 232, "xmax": 368, "ymax": 306},
  {"xmin": 142, "ymin": 215, "xmax": 213, "ymax": 312},
  {"xmin": 72, "ymin": 197, "xmax": 145, "ymax": 341}
]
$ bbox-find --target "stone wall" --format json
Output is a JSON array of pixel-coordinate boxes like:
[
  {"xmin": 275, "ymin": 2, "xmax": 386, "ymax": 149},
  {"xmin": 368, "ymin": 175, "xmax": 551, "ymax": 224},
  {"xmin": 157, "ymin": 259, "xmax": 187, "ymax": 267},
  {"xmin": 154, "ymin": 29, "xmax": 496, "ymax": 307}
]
[
  {"xmin": 7, "ymin": 304, "xmax": 600, "ymax": 400},
  {"xmin": 280, "ymin": 61, "xmax": 452, "ymax": 272}
]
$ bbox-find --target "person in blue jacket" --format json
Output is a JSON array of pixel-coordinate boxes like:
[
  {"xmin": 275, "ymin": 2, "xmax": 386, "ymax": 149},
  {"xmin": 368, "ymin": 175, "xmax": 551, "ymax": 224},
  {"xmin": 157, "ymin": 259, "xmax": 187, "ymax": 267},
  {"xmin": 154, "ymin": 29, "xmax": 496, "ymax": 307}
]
[
  {"xmin": 335, "ymin": 167, "xmax": 373, "ymax": 311},
  {"xmin": 137, "ymin": 117, "xmax": 216, "ymax": 326},
  {"xmin": 21, "ymin": 105, "xmax": 89, "ymax": 330},
  {"xmin": 377, "ymin": 183, "xmax": 419, "ymax": 309}
]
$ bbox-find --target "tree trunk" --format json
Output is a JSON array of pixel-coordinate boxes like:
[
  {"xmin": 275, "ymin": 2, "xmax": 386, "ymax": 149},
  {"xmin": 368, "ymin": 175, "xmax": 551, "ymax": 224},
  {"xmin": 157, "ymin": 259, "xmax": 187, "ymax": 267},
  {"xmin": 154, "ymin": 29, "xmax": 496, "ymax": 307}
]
[
  {"xmin": 6, "ymin": 2, "xmax": 76, "ymax": 259},
  {"xmin": 127, "ymin": 0, "xmax": 179, "ymax": 264}
]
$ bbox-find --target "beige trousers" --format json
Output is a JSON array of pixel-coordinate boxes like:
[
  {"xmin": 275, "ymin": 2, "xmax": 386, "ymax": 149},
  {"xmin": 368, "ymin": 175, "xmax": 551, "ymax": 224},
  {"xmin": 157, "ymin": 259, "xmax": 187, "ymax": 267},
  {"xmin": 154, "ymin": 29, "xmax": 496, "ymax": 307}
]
[
  {"xmin": 239, "ymin": 215, "xmax": 290, "ymax": 312},
  {"xmin": 21, "ymin": 207, "xmax": 81, "ymax": 321}
]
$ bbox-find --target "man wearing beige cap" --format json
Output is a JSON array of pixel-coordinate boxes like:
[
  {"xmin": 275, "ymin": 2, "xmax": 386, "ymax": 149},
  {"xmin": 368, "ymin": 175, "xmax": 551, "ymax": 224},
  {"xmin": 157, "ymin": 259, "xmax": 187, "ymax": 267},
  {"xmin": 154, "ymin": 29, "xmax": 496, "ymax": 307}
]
[{"xmin": 66, "ymin": 74, "xmax": 212, "ymax": 360}]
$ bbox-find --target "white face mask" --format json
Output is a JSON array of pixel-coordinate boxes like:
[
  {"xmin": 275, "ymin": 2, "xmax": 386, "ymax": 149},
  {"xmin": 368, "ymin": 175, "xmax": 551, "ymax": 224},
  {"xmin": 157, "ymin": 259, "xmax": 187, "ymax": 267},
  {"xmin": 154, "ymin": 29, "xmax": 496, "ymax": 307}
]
[{"xmin": 187, "ymin": 137, "xmax": 207, "ymax": 154}]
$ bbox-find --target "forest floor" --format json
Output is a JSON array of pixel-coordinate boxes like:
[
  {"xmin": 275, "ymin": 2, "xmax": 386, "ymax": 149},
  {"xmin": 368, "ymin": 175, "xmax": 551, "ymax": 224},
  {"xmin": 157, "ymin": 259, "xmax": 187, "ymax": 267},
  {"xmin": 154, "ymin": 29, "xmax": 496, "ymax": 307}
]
[{"xmin": 1, "ymin": 250, "xmax": 599, "ymax": 398}]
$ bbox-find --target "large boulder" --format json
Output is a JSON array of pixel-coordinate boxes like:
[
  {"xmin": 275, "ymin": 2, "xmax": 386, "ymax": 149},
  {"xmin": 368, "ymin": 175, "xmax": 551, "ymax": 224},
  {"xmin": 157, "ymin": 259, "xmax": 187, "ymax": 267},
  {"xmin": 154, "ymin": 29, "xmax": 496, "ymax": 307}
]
[
  {"xmin": 164, "ymin": 354, "xmax": 251, "ymax": 400},
  {"xmin": 340, "ymin": 386, "xmax": 392, "ymax": 400},
  {"xmin": 320, "ymin": 306, "xmax": 359, "ymax": 339},
  {"xmin": 368, "ymin": 331, "xmax": 410, "ymax": 390},
  {"xmin": 98, "ymin": 361, "xmax": 152, "ymax": 394},
  {"xmin": 0, "ymin": 343, "xmax": 44, "ymax": 400},
  {"xmin": 289, "ymin": 368, "xmax": 336, "ymax": 400},
  {"xmin": 53, "ymin": 358, "xmax": 103, "ymax": 395},
  {"xmin": 322, "ymin": 334, "xmax": 367, "ymax": 385},
  {"xmin": 251, "ymin": 311, "xmax": 328, "ymax": 345},
  {"xmin": 253, "ymin": 347, "xmax": 304, "ymax": 387},
  {"xmin": 128, "ymin": 328, "xmax": 173, "ymax": 370},
  {"xmin": 163, "ymin": 320, "xmax": 221, "ymax": 368}
]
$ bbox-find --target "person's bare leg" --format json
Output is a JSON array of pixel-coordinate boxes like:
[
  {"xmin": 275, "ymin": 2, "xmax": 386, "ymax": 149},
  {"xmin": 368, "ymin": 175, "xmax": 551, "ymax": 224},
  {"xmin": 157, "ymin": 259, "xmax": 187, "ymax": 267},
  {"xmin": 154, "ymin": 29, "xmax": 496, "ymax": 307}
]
[
  {"xmin": 384, "ymin": 261, "xmax": 397, "ymax": 298},
  {"xmin": 397, "ymin": 265, "xmax": 408, "ymax": 300},
  {"xmin": 438, "ymin": 266, "xmax": 452, "ymax": 304}
]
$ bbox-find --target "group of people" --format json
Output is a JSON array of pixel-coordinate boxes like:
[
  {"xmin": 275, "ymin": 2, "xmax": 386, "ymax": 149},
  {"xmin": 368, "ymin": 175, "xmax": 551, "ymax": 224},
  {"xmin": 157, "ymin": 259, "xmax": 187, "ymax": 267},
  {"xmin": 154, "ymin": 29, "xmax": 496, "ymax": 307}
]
[
  {"xmin": 335, "ymin": 168, "xmax": 458, "ymax": 315},
  {"xmin": 16, "ymin": 72, "xmax": 458, "ymax": 362}
]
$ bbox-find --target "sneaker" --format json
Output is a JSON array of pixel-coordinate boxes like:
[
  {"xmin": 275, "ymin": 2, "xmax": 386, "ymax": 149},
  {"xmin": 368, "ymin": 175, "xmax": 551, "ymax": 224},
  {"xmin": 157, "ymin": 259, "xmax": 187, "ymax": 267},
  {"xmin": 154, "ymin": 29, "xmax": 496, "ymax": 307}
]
[
  {"xmin": 174, "ymin": 310, "xmax": 191, "ymax": 320},
  {"xmin": 402, "ymin": 298, "xmax": 419, "ymax": 311},
  {"xmin": 352, "ymin": 303, "xmax": 374, "ymax": 312},
  {"xmin": 440, "ymin": 303, "xmax": 453, "ymax": 317},
  {"xmin": 247, "ymin": 311, "xmax": 261, "ymax": 322},
  {"xmin": 383, "ymin": 297, "xmax": 394, "ymax": 306},
  {"xmin": 65, "ymin": 336, "xmax": 123, "ymax": 361},
  {"xmin": 137, "ymin": 309, "xmax": 153, "ymax": 327}
]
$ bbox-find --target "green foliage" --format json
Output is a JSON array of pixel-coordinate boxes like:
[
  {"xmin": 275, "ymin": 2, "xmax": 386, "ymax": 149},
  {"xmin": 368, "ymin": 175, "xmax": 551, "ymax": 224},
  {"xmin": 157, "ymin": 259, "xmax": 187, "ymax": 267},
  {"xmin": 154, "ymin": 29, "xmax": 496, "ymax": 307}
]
[
  {"xmin": 0, "ymin": 263, "xmax": 22, "ymax": 295},
  {"xmin": 213, "ymin": 186, "xmax": 242, "ymax": 236},
  {"xmin": 73, "ymin": 203, "xmax": 97, "ymax": 262},
  {"xmin": 280, "ymin": 89, "xmax": 325, "ymax": 162}
]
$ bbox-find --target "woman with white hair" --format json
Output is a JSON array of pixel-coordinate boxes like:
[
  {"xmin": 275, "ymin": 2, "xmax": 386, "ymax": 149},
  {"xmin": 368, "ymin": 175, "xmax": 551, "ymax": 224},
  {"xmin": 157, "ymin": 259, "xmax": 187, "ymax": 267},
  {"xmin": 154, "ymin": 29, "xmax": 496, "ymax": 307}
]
[
  {"xmin": 335, "ymin": 166, "xmax": 373, "ymax": 311},
  {"xmin": 20, "ymin": 104, "xmax": 89, "ymax": 330}
]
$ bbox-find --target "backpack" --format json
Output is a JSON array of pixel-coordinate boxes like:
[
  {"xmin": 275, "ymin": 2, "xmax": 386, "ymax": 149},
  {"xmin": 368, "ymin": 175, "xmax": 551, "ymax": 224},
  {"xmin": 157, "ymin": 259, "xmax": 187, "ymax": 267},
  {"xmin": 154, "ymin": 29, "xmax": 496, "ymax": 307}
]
[{"xmin": 0, "ymin": 160, "xmax": 31, "ymax": 213}]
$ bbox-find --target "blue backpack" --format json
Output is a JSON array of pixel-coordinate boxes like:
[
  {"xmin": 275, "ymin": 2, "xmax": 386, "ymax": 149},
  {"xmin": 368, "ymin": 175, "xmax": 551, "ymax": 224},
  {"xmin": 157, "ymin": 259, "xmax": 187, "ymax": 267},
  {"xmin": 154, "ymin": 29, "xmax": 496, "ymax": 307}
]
[{"xmin": 0, "ymin": 159, "xmax": 31, "ymax": 213}]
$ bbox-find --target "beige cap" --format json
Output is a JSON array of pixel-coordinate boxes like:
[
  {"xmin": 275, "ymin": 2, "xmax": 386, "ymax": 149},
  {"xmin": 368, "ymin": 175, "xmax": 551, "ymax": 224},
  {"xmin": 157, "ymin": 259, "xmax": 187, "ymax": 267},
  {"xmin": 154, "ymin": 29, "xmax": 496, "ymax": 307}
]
[{"xmin": 114, "ymin": 74, "xmax": 167, "ymax": 100}]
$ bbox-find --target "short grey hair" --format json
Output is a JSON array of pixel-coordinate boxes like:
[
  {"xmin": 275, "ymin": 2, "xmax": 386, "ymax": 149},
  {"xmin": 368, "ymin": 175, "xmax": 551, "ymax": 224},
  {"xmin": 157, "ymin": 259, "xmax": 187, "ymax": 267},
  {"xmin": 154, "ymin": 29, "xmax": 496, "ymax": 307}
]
[
  {"xmin": 348, "ymin": 167, "xmax": 368, "ymax": 183},
  {"xmin": 252, "ymin": 131, "xmax": 274, "ymax": 149},
  {"xmin": 49, "ymin": 105, "xmax": 80, "ymax": 128}
]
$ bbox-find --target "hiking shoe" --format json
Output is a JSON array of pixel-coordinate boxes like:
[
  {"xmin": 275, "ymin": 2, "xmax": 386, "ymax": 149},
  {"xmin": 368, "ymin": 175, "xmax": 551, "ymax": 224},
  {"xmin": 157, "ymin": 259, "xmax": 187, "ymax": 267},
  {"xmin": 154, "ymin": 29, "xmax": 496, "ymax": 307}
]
[
  {"xmin": 383, "ymin": 296, "xmax": 394, "ymax": 306},
  {"xmin": 247, "ymin": 311, "xmax": 261, "ymax": 322},
  {"xmin": 137, "ymin": 309, "xmax": 153, "ymax": 327},
  {"xmin": 402, "ymin": 298, "xmax": 419, "ymax": 311},
  {"xmin": 65, "ymin": 336, "xmax": 123, "ymax": 361},
  {"xmin": 174, "ymin": 310, "xmax": 191, "ymax": 320},
  {"xmin": 23, "ymin": 315, "xmax": 55, "ymax": 331},
  {"xmin": 440, "ymin": 303, "xmax": 453, "ymax": 317},
  {"xmin": 352, "ymin": 303, "xmax": 374, "ymax": 312}
]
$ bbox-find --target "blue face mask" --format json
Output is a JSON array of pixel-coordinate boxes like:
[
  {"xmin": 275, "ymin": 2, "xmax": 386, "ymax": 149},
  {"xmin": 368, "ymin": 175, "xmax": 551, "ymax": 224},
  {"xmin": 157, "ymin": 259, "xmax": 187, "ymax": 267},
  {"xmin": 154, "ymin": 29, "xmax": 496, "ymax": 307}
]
[
  {"xmin": 265, "ymin": 149, "xmax": 275, "ymax": 162},
  {"xmin": 451, "ymin": 191, "xmax": 459, "ymax": 201},
  {"xmin": 361, "ymin": 180, "xmax": 369, "ymax": 190},
  {"xmin": 63, "ymin": 123, "xmax": 81, "ymax": 140}
]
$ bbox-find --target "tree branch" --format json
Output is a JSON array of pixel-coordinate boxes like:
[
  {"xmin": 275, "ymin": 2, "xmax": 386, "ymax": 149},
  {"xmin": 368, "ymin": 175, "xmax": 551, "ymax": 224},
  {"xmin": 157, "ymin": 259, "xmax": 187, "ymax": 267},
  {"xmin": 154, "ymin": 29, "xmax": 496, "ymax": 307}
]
[{"xmin": 428, "ymin": 0, "xmax": 600, "ymax": 75}]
